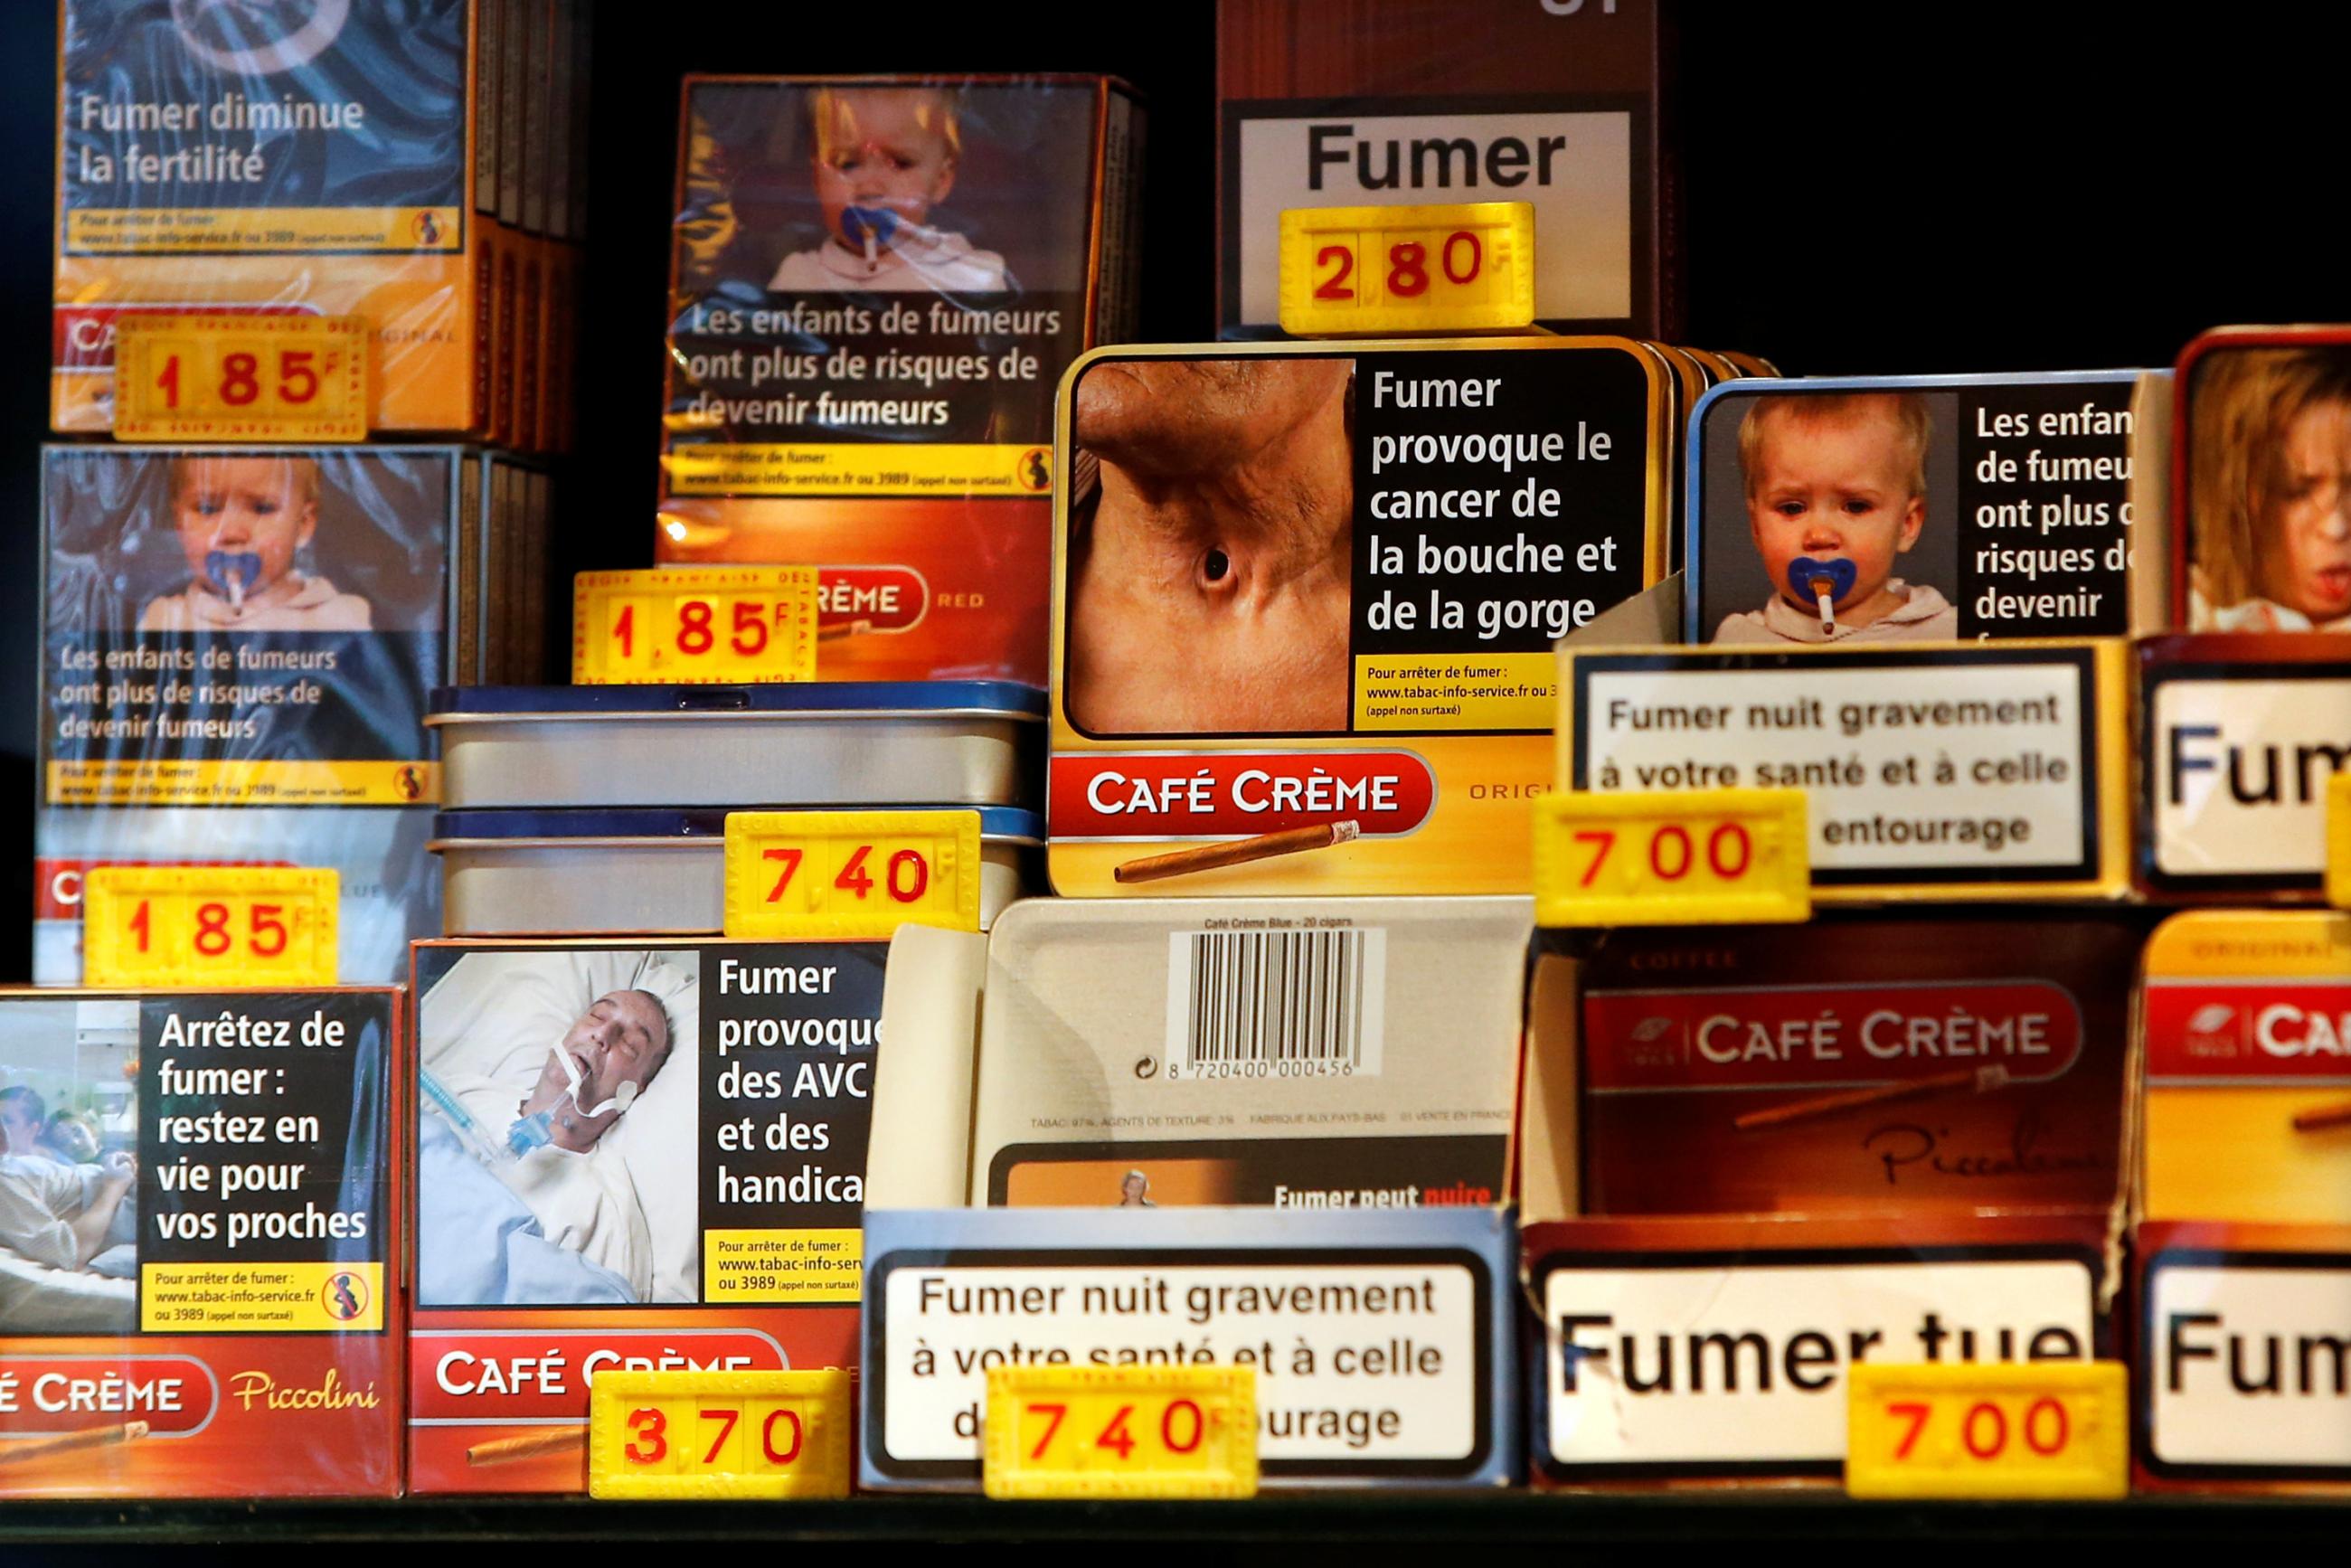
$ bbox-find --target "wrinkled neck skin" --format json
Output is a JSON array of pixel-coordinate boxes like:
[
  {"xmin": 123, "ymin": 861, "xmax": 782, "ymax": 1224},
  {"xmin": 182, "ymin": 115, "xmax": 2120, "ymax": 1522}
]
[{"xmin": 1072, "ymin": 404, "xmax": 1354, "ymax": 734}]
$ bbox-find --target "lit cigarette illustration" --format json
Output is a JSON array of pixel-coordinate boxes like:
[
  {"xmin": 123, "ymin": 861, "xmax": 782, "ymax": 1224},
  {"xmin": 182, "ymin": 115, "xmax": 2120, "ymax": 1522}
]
[
  {"xmin": 1113, "ymin": 819, "xmax": 1361, "ymax": 884},
  {"xmin": 1733, "ymin": 1063, "xmax": 2012, "ymax": 1132},
  {"xmin": 0, "ymin": 1421, "xmax": 149, "ymax": 1466},
  {"xmin": 1809, "ymin": 574, "xmax": 1836, "ymax": 634},
  {"xmin": 467, "ymin": 1427, "xmax": 588, "ymax": 1466},
  {"xmin": 2292, "ymin": 1100, "xmax": 2351, "ymax": 1133},
  {"xmin": 817, "ymin": 619, "xmax": 873, "ymax": 643},
  {"xmin": 1787, "ymin": 557, "xmax": 1856, "ymax": 637}
]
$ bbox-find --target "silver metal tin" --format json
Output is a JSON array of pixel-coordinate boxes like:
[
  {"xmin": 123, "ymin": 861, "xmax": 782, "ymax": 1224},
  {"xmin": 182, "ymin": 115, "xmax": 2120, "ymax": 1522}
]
[
  {"xmin": 426, "ymin": 682, "xmax": 1043, "ymax": 808},
  {"xmin": 431, "ymin": 806, "xmax": 1042, "ymax": 935}
]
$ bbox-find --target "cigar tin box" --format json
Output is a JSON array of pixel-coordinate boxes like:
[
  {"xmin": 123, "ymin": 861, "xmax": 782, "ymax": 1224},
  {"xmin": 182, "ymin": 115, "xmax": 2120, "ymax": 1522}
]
[
  {"xmin": 428, "ymin": 680, "xmax": 1043, "ymax": 809},
  {"xmin": 432, "ymin": 805, "xmax": 1042, "ymax": 935}
]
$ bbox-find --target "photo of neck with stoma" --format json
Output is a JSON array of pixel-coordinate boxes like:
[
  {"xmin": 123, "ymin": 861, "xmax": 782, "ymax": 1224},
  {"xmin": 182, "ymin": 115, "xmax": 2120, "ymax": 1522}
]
[{"xmin": 1067, "ymin": 359, "xmax": 1354, "ymax": 734}]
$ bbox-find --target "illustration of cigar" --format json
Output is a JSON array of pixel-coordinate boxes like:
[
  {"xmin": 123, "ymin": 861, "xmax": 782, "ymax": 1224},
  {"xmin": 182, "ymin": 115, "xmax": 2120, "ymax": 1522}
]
[
  {"xmin": 1113, "ymin": 820, "xmax": 1361, "ymax": 884},
  {"xmin": 0, "ymin": 1420, "xmax": 149, "ymax": 1466},
  {"xmin": 1734, "ymin": 1063, "xmax": 2013, "ymax": 1133},
  {"xmin": 818, "ymin": 619, "xmax": 873, "ymax": 643},
  {"xmin": 467, "ymin": 1427, "xmax": 587, "ymax": 1466},
  {"xmin": 2292, "ymin": 1099, "xmax": 2351, "ymax": 1133}
]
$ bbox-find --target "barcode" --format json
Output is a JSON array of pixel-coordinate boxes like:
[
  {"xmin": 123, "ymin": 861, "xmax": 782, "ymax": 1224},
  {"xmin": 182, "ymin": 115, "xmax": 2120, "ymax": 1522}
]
[{"xmin": 1164, "ymin": 929, "xmax": 1386, "ymax": 1080}]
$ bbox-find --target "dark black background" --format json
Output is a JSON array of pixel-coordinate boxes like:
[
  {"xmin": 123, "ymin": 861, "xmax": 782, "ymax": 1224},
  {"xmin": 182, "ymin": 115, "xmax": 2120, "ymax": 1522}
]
[{"xmin": 2, "ymin": 4, "xmax": 2340, "ymax": 976}]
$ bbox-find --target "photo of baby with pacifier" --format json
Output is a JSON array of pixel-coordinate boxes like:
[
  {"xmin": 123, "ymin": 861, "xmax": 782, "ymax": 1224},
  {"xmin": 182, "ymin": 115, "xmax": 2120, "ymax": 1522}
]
[{"xmin": 136, "ymin": 453, "xmax": 373, "ymax": 632}]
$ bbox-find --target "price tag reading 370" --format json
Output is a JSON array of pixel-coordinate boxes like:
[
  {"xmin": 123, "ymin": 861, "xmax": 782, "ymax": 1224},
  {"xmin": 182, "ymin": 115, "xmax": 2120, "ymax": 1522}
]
[
  {"xmin": 572, "ymin": 567, "xmax": 819, "ymax": 685},
  {"xmin": 114, "ymin": 314, "xmax": 369, "ymax": 442},
  {"xmin": 1533, "ymin": 787, "xmax": 1810, "ymax": 927},
  {"xmin": 81, "ymin": 867, "xmax": 338, "ymax": 987},
  {"xmin": 723, "ymin": 809, "xmax": 981, "ymax": 941}
]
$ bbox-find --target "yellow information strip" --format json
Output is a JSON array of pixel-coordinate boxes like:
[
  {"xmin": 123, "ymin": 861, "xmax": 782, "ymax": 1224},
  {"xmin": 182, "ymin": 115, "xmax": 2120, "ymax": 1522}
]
[
  {"xmin": 1354, "ymin": 651, "xmax": 1553, "ymax": 731},
  {"xmin": 589, "ymin": 1370, "xmax": 851, "ymax": 1500},
  {"xmin": 67, "ymin": 206, "xmax": 463, "ymax": 254},
  {"xmin": 985, "ymin": 1365, "xmax": 1258, "ymax": 1500},
  {"xmin": 1279, "ymin": 202, "xmax": 1535, "ymax": 336},
  {"xmin": 1533, "ymin": 788, "xmax": 1810, "ymax": 927},
  {"xmin": 571, "ymin": 567, "xmax": 819, "ymax": 685},
  {"xmin": 662, "ymin": 442, "xmax": 1054, "ymax": 498},
  {"xmin": 141, "ymin": 1261, "xmax": 382, "ymax": 1334},
  {"xmin": 1846, "ymin": 1362, "xmax": 2129, "ymax": 1500},
  {"xmin": 2325, "ymin": 772, "xmax": 2351, "ymax": 909},
  {"xmin": 703, "ymin": 1228, "xmax": 862, "ymax": 1304},
  {"xmin": 723, "ymin": 809, "xmax": 981, "ymax": 940},
  {"xmin": 114, "ymin": 314, "xmax": 369, "ymax": 441},
  {"xmin": 83, "ymin": 866, "xmax": 337, "ymax": 987},
  {"xmin": 48, "ymin": 760, "xmax": 437, "ymax": 808}
]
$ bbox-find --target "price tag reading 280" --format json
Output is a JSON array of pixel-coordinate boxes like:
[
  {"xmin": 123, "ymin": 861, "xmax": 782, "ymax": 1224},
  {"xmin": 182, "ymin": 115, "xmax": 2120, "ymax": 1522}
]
[
  {"xmin": 571, "ymin": 567, "xmax": 819, "ymax": 685},
  {"xmin": 1278, "ymin": 202, "xmax": 1535, "ymax": 335},
  {"xmin": 81, "ymin": 866, "xmax": 338, "ymax": 987},
  {"xmin": 114, "ymin": 314, "xmax": 369, "ymax": 441},
  {"xmin": 1532, "ymin": 787, "xmax": 1810, "ymax": 927},
  {"xmin": 985, "ymin": 1365, "xmax": 1257, "ymax": 1500},
  {"xmin": 722, "ymin": 809, "xmax": 981, "ymax": 940}
]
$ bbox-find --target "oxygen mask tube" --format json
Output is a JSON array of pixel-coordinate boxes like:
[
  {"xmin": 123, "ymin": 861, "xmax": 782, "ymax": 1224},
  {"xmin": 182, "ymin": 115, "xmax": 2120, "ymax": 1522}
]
[
  {"xmin": 506, "ymin": 1042, "xmax": 639, "ymax": 1157},
  {"xmin": 1787, "ymin": 557, "xmax": 1858, "ymax": 636},
  {"xmin": 419, "ymin": 1065, "xmax": 515, "ymax": 1170}
]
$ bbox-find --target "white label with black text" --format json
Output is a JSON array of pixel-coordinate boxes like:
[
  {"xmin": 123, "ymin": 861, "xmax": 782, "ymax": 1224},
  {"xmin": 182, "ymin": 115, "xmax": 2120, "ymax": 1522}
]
[
  {"xmin": 1544, "ymin": 1258, "xmax": 2095, "ymax": 1466},
  {"xmin": 1235, "ymin": 111, "xmax": 1632, "ymax": 326},
  {"xmin": 882, "ymin": 1261, "xmax": 1477, "ymax": 1464},
  {"xmin": 2148, "ymin": 1262, "xmax": 2351, "ymax": 1469},
  {"xmin": 1580, "ymin": 662, "xmax": 2090, "ymax": 872},
  {"xmin": 2150, "ymin": 677, "xmax": 2351, "ymax": 876}
]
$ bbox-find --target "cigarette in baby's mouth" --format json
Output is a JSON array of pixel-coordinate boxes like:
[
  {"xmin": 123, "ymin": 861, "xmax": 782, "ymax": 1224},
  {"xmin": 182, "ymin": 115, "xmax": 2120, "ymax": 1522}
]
[
  {"xmin": 1114, "ymin": 820, "xmax": 1361, "ymax": 884},
  {"xmin": 1809, "ymin": 574, "xmax": 1836, "ymax": 634},
  {"xmin": 817, "ymin": 619, "xmax": 873, "ymax": 643},
  {"xmin": 864, "ymin": 233, "xmax": 878, "ymax": 269},
  {"xmin": 467, "ymin": 1427, "xmax": 588, "ymax": 1466},
  {"xmin": 0, "ymin": 1420, "xmax": 149, "ymax": 1466},
  {"xmin": 2293, "ymin": 1099, "xmax": 2351, "ymax": 1133},
  {"xmin": 1733, "ymin": 1063, "xmax": 2012, "ymax": 1132}
]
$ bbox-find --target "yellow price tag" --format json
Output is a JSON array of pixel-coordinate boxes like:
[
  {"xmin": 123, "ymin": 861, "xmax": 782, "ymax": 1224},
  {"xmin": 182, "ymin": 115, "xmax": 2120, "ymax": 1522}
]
[
  {"xmin": 1532, "ymin": 788, "xmax": 1809, "ymax": 927},
  {"xmin": 113, "ymin": 314, "xmax": 369, "ymax": 441},
  {"xmin": 984, "ymin": 1365, "xmax": 1257, "ymax": 1500},
  {"xmin": 2325, "ymin": 772, "xmax": 2351, "ymax": 908},
  {"xmin": 723, "ymin": 809, "xmax": 981, "ymax": 940},
  {"xmin": 571, "ymin": 567, "xmax": 819, "ymax": 685},
  {"xmin": 1846, "ymin": 1362, "xmax": 2129, "ymax": 1500},
  {"xmin": 588, "ymin": 1370, "xmax": 850, "ymax": 1499},
  {"xmin": 81, "ymin": 866, "xmax": 338, "ymax": 987},
  {"xmin": 1278, "ymin": 202, "xmax": 1535, "ymax": 336}
]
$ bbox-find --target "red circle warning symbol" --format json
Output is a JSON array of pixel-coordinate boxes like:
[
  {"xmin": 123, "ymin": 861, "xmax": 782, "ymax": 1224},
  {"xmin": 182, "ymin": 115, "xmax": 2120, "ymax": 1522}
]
[
  {"xmin": 322, "ymin": 1270, "xmax": 369, "ymax": 1322},
  {"xmin": 1016, "ymin": 448, "xmax": 1053, "ymax": 492}
]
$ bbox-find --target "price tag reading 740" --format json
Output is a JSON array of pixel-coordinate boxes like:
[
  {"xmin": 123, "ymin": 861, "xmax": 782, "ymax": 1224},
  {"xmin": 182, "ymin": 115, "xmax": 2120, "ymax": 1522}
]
[
  {"xmin": 1278, "ymin": 202, "xmax": 1534, "ymax": 335},
  {"xmin": 1532, "ymin": 787, "xmax": 1810, "ymax": 927},
  {"xmin": 985, "ymin": 1365, "xmax": 1257, "ymax": 1500},
  {"xmin": 588, "ymin": 1370, "xmax": 850, "ymax": 1499},
  {"xmin": 571, "ymin": 567, "xmax": 819, "ymax": 685},
  {"xmin": 1846, "ymin": 1362, "xmax": 2128, "ymax": 1500},
  {"xmin": 722, "ymin": 809, "xmax": 981, "ymax": 940},
  {"xmin": 114, "ymin": 314, "xmax": 368, "ymax": 441},
  {"xmin": 81, "ymin": 866, "xmax": 338, "ymax": 987}
]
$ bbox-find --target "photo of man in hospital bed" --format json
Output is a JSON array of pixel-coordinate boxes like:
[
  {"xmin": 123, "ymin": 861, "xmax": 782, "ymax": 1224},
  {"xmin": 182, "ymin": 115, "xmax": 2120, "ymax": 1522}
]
[{"xmin": 417, "ymin": 950, "xmax": 702, "ymax": 1306}]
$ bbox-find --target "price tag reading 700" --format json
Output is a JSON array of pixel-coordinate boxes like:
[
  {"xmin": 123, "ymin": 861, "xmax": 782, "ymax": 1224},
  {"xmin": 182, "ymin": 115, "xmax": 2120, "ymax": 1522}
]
[
  {"xmin": 985, "ymin": 1365, "xmax": 1257, "ymax": 1499},
  {"xmin": 571, "ymin": 567, "xmax": 819, "ymax": 685},
  {"xmin": 1532, "ymin": 787, "xmax": 1810, "ymax": 928},
  {"xmin": 81, "ymin": 866, "xmax": 339, "ymax": 987},
  {"xmin": 722, "ymin": 809, "xmax": 981, "ymax": 940},
  {"xmin": 1846, "ymin": 1362, "xmax": 2128, "ymax": 1499}
]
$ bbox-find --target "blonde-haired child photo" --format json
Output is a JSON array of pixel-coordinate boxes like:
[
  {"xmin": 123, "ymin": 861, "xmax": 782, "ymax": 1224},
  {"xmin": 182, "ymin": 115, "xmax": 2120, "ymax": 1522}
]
[{"xmin": 2186, "ymin": 345, "xmax": 2351, "ymax": 631}]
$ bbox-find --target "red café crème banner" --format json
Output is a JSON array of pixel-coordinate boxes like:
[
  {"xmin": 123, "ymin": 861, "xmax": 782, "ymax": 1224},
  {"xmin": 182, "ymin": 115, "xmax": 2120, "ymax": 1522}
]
[{"xmin": 1048, "ymin": 751, "xmax": 1437, "ymax": 839}]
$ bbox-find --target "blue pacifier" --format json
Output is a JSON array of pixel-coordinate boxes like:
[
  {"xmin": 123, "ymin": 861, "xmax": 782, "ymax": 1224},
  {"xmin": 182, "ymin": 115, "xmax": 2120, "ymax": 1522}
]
[
  {"xmin": 841, "ymin": 205, "xmax": 901, "ymax": 249},
  {"xmin": 1785, "ymin": 556, "xmax": 1858, "ymax": 604},
  {"xmin": 205, "ymin": 550, "xmax": 265, "ymax": 604}
]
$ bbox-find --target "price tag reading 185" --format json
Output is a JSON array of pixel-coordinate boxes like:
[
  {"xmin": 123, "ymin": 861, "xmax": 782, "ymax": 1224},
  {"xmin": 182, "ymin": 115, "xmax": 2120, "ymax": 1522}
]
[
  {"xmin": 985, "ymin": 1365, "xmax": 1257, "ymax": 1500},
  {"xmin": 1278, "ymin": 202, "xmax": 1535, "ymax": 336},
  {"xmin": 81, "ymin": 866, "xmax": 338, "ymax": 987},
  {"xmin": 571, "ymin": 567, "xmax": 819, "ymax": 685},
  {"xmin": 588, "ymin": 1370, "xmax": 850, "ymax": 1500},
  {"xmin": 1532, "ymin": 787, "xmax": 1810, "ymax": 928},
  {"xmin": 113, "ymin": 314, "xmax": 369, "ymax": 441},
  {"xmin": 723, "ymin": 810, "xmax": 980, "ymax": 940},
  {"xmin": 1846, "ymin": 1362, "xmax": 2129, "ymax": 1500}
]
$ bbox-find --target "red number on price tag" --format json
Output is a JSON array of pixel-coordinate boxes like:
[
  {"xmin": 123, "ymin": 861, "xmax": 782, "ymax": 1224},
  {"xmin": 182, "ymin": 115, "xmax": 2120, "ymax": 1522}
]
[
  {"xmin": 1279, "ymin": 203, "xmax": 1534, "ymax": 335},
  {"xmin": 82, "ymin": 867, "xmax": 337, "ymax": 987},
  {"xmin": 723, "ymin": 810, "xmax": 980, "ymax": 940},
  {"xmin": 1534, "ymin": 789, "xmax": 1808, "ymax": 927},
  {"xmin": 571, "ymin": 568, "xmax": 819, "ymax": 684},
  {"xmin": 114, "ymin": 315, "xmax": 368, "ymax": 441},
  {"xmin": 589, "ymin": 1371, "xmax": 849, "ymax": 1499},
  {"xmin": 986, "ymin": 1366, "xmax": 1255, "ymax": 1499},
  {"xmin": 1846, "ymin": 1363, "xmax": 2126, "ymax": 1499}
]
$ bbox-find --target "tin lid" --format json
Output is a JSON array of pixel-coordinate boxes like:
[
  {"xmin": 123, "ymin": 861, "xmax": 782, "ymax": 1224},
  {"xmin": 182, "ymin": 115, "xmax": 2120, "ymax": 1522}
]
[
  {"xmin": 428, "ymin": 681, "xmax": 1045, "ymax": 720},
  {"xmin": 432, "ymin": 805, "xmax": 1044, "ymax": 845}
]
